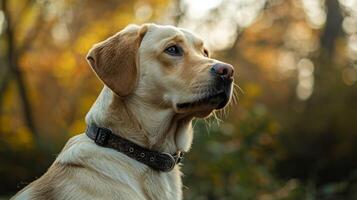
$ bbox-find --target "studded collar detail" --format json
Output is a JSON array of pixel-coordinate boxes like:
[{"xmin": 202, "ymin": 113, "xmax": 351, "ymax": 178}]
[{"xmin": 85, "ymin": 124, "xmax": 184, "ymax": 172}]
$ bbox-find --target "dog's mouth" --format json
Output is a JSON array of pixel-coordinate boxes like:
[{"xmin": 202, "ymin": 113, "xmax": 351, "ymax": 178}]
[{"xmin": 176, "ymin": 90, "xmax": 230, "ymax": 111}]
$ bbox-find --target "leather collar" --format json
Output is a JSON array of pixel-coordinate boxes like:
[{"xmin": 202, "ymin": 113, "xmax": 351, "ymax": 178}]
[{"xmin": 85, "ymin": 124, "xmax": 184, "ymax": 172}]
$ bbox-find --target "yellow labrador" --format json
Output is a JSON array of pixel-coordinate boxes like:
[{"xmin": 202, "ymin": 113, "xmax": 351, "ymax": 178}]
[{"xmin": 12, "ymin": 24, "xmax": 234, "ymax": 200}]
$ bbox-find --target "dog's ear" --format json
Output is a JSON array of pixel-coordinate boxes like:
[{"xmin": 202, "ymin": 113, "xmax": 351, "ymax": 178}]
[{"xmin": 87, "ymin": 24, "xmax": 148, "ymax": 97}]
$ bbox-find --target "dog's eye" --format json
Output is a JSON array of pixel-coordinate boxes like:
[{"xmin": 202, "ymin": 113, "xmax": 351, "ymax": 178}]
[
  {"xmin": 164, "ymin": 45, "xmax": 183, "ymax": 56},
  {"xmin": 203, "ymin": 49, "xmax": 209, "ymax": 57}
]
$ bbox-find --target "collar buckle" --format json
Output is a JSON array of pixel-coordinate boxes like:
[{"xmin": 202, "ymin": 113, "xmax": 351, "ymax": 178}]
[
  {"xmin": 159, "ymin": 153, "xmax": 176, "ymax": 172},
  {"xmin": 173, "ymin": 151, "xmax": 184, "ymax": 164}
]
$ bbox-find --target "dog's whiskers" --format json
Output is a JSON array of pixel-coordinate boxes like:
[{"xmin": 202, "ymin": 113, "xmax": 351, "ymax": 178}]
[
  {"xmin": 212, "ymin": 111, "xmax": 223, "ymax": 126},
  {"xmin": 233, "ymin": 82, "xmax": 244, "ymax": 95}
]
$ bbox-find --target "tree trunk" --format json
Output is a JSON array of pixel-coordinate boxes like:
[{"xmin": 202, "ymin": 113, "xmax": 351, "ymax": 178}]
[{"xmin": 2, "ymin": 0, "xmax": 40, "ymax": 140}]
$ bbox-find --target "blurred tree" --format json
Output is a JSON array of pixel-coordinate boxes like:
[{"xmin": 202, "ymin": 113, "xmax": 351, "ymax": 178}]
[{"xmin": 0, "ymin": 0, "xmax": 44, "ymax": 141}]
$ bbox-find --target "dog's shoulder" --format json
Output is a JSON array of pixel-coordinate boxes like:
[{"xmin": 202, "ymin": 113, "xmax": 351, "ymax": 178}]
[
  {"xmin": 12, "ymin": 134, "xmax": 149, "ymax": 199},
  {"xmin": 11, "ymin": 134, "xmax": 91, "ymax": 200}
]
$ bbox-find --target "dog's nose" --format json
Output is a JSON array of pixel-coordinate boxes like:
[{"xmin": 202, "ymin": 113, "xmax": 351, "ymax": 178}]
[{"xmin": 210, "ymin": 63, "xmax": 234, "ymax": 80}]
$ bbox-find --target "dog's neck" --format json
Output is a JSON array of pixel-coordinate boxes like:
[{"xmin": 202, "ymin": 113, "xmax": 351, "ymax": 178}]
[{"xmin": 85, "ymin": 87, "xmax": 193, "ymax": 153}]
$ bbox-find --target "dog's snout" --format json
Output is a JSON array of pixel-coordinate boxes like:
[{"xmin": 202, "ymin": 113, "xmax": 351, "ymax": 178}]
[{"xmin": 210, "ymin": 63, "xmax": 234, "ymax": 80}]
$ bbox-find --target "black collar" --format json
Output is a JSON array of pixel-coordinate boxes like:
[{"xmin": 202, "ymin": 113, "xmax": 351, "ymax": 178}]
[{"xmin": 85, "ymin": 124, "xmax": 184, "ymax": 172}]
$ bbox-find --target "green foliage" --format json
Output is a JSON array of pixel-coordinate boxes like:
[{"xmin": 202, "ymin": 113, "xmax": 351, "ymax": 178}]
[{"xmin": 183, "ymin": 107, "xmax": 287, "ymax": 199}]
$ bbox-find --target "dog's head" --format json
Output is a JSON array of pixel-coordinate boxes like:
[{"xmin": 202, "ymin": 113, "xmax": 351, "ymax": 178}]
[{"xmin": 87, "ymin": 24, "xmax": 234, "ymax": 118}]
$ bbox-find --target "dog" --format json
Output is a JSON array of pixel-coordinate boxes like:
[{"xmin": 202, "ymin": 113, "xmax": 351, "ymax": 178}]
[{"xmin": 12, "ymin": 23, "xmax": 234, "ymax": 200}]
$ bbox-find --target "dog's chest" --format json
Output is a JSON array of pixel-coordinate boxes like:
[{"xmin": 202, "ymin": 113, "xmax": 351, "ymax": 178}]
[
  {"xmin": 56, "ymin": 135, "xmax": 184, "ymax": 200},
  {"xmin": 141, "ymin": 169, "xmax": 182, "ymax": 200}
]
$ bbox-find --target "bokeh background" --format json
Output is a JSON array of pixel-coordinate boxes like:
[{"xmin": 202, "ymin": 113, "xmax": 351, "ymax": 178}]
[{"xmin": 1, "ymin": 0, "xmax": 357, "ymax": 199}]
